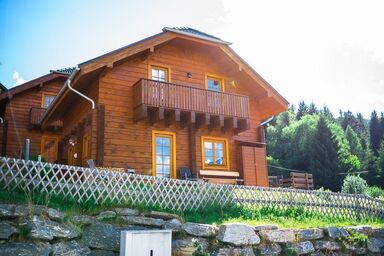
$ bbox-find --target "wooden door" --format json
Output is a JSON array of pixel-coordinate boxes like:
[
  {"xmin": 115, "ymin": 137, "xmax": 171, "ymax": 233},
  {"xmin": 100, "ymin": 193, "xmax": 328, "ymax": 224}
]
[
  {"xmin": 82, "ymin": 132, "xmax": 90, "ymax": 166},
  {"xmin": 241, "ymin": 146, "xmax": 268, "ymax": 186},
  {"xmin": 153, "ymin": 131, "xmax": 176, "ymax": 178},
  {"xmin": 41, "ymin": 136, "xmax": 58, "ymax": 163}
]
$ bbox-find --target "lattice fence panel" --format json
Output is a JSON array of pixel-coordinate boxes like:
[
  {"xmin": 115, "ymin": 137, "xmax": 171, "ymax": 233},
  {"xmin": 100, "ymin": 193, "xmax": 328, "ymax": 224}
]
[{"xmin": 0, "ymin": 157, "xmax": 383, "ymax": 220}]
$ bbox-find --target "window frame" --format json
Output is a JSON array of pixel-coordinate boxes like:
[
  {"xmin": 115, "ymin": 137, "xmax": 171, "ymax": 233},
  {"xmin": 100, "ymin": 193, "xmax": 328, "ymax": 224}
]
[
  {"xmin": 206, "ymin": 75, "xmax": 224, "ymax": 92},
  {"xmin": 152, "ymin": 130, "xmax": 176, "ymax": 178},
  {"xmin": 201, "ymin": 136, "xmax": 230, "ymax": 170},
  {"xmin": 149, "ymin": 64, "xmax": 170, "ymax": 82},
  {"xmin": 41, "ymin": 93, "xmax": 56, "ymax": 108}
]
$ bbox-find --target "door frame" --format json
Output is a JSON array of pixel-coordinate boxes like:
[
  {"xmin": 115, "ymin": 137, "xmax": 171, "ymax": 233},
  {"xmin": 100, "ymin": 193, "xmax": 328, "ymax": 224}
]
[
  {"xmin": 82, "ymin": 132, "xmax": 90, "ymax": 166},
  {"xmin": 152, "ymin": 130, "xmax": 176, "ymax": 178},
  {"xmin": 40, "ymin": 136, "xmax": 59, "ymax": 162}
]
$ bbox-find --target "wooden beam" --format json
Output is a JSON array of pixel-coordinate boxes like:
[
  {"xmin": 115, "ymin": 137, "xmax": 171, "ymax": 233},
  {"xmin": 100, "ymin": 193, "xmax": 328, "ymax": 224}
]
[
  {"xmin": 224, "ymin": 117, "xmax": 238, "ymax": 131},
  {"xmin": 150, "ymin": 107, "xmax": 164, "ymax": 124},
  {"xmin": 209, "ymin": 115, "xmax": 224, "ymax": 131},
  {"xmin": 197, "ymin": 113, "xmax": 210, "ymax": 129},
  {"xmin": 1, "ymin": 121, "xmax": 8, "ymax": 156},
  {"xmin": 96, "ymin": 105, "xmax": 105, "ymax": 166},
  {"xmin": 189, "ymin": 124, "xmax": 197, "ymax": 174},
  {"xmin": 134, "ymin": 105, "xmax": 148, "ymax": 123},
  {"xmin": 165, "ymin": 109, "xmax": 180, "ymax": 127},
  {"xmin": 235, "ymin": 118, "xmax": 251, "ymax": 134},
  {"xmin": 181, "ymin": 112, "xmax": 196, "ymax": 128}
]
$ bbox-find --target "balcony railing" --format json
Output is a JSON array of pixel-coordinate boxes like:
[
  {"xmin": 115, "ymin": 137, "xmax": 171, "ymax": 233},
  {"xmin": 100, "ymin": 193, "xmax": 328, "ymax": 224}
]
[
  {"xmin": 133, "ymin": 79, "xmax": 250, "ymax": 119},
  {"xmin": 29, "ymin": 107, "xmax": 62, "ymax": 129}
]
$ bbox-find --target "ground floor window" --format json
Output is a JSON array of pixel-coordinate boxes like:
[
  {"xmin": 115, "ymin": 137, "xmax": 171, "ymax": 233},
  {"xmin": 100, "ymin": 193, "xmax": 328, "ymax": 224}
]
[
  {"xmin": 201, "ymin": 136, "xmax": 229, "ymax": 170},
  {"xmin": 152, "ymin": 131, "xmax": 176, "ymax": 178}
]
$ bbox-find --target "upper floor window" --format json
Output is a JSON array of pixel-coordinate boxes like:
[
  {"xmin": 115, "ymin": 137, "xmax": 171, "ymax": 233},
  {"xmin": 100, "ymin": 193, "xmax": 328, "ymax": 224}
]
[
  {"xmin": 207, "ymin": 76, "xmax": 223, "ymax": 92},
  {"xmin": 42, "ymin": 94, "xmax": 56, "ymax": 108},
  {"xmin": 151, "ymin": 65, "xmax": 169, "ymax": 82},
  {"xmin": 201, "ymin": 136, "xmax": 229, "ymax": 169}
]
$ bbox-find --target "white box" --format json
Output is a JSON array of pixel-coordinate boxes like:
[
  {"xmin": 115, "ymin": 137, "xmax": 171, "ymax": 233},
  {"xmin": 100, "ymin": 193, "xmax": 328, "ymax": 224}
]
[{"xmin": 120, "ymin": 230, "xmax": 172, "ymax": 256}]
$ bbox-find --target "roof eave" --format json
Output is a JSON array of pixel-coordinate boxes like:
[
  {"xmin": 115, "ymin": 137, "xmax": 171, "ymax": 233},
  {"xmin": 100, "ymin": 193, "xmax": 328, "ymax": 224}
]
[{"xmin": 162, "ymin": 27, "xmax": 232, "ymax": 45}]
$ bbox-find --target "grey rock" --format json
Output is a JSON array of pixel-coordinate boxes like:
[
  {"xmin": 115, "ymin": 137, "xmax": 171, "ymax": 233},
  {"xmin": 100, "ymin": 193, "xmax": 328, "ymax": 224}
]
[
  {"xmin": 296, "ymin": 228, "xmax": 324, "ymax": 241},
  {"xmin": 89, "ymin": 249, "xmax": 117, "ymax": 256},
  {"xmin": 346, "ymin": 225, "xmax": 373, "ymax": 235},
  {"xmin": 324, "ymin": 227, "xmax": 349, "ymax": 238},
  {"xmin": 0, "ymin": 222, "xmax": 18, "ymax": 239},
  {"xmin": 343, "ymin": 241, "xmax": 367, "ymax": 255},
  {"xmin": 367, "ymin": 237, "xmax": 384, "ymax": 253},
  {"xmin": 182, "ymin": 222, "xmax": 218, "ymax": 237},
  {"xmin": 0, "ymin": 204, "xmax": 28, "ymax": 217},
  {"xmin": 372, "ymin": 228, "xmax": 384, "ymax": 237},
  {"xmin": 0, "ymin": 242, "xmax": 51, "ymax": 256},
  {"xmin": 47, "ymin": 208, "xmax": 65, "ymax": 221},
  {"xmin": 314, "ymin": 240, "xmax": 341, "ymax": 251},
  {"xmin": 257, "ymin": 243, "xmax": 281, "ymax": 255},
  {"xmin": 52, "ymin": 240, "xmax": 91, "ymax": 256},
  {"xmin": 32, "ymin": 205, "xmax": 47, "ymax": 215},
  {"xmin": 145, "ymin": 210, "xmax": 180, "ymax": 220},
  {"xmin": 82, "ymin": 223, "xmax": 121, "ymax": 251},
  {"xmin": 163, "ymin": 218, "xmax": 182, "ymax": 232},
  {"xmin": 96, "ymin": 211, "xmax": 116, "ymax": 220},
  {"xmin": 172, "ymin": 236, "xmax": 209, "ymax": 256},
  {"xmin": 216, "ymin": 247, "xmax": 255, "ymax": 256},
  {"xmin": 254, "ymin": 225, "xmax": 278, "ymax": 232},
  {"xmin": 25, "ymin": 216, "xmax": 80, "ymax": 240},
  {"xmin": 71, "ymin": 215, "xmax": 97, "ymax": 225},
  {"xmin": 114, "ymin": 208, "xmax": 139, "ymax": 216},
  {"xmin": 122, "ymin": 215, "xmax": 164, "ymax": 227},
  {"xmin": 217, "ymin": 223, "xmax": 260, "ymax": 246},
  {"xmin": 259, "ymin": 229, "xmax": 295, "ymax": 243},
  {"xmin": 290, "ymin": 241, "xmax": 315, "ymax": 255}
]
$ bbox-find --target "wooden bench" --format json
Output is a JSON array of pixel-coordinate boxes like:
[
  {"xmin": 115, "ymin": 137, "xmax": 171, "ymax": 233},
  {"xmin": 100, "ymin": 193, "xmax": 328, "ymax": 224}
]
[{"xmin": 198, "ymin": 170, "xmax": 243, "ymax": 185}]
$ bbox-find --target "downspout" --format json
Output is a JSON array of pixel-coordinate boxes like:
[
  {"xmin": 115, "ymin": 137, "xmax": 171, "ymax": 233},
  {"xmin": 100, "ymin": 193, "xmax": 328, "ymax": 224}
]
[
  {"xmin": 0, "ymin": 117, "xmax": 3, "ymax": 124},
  {"xmin": 67, "ymin": 67, "xmax": 95, "ymax": 109},
  {"xmin": 259, "ymin": 116, "xmax": 274, "ymax": 127}
]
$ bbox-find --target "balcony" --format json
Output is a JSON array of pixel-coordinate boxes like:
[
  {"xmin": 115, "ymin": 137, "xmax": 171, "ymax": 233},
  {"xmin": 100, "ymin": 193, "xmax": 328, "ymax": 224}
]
[
  {"xmin": 133, "ymin": 79, "xmax": 250, "ymax": 132},
  {"xmin": 30, "ymin": 107, "xmax": 62, "ymax": 130}
]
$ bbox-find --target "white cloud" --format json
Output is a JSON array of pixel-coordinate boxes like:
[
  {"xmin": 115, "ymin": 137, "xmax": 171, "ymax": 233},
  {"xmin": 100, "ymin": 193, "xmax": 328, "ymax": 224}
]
[{"xmin": 12, "ymin": 71, "xmax": 26, "ymax": 86}]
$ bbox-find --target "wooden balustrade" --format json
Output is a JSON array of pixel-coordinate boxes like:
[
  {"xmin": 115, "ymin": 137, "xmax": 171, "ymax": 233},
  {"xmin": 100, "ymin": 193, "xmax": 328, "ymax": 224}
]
[
  {"xmin": 133, "ymin": 79, "xmax": 250, "ymax": 119},
  {"xmin": 29, "ymin": 107, "xmax": 62, "ymax": 129}
]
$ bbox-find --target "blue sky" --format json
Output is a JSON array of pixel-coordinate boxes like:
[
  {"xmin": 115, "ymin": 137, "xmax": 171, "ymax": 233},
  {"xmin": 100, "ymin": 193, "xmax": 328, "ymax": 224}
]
[{"xmin": 1, "ymin": 0, "xmax": 384, "ymax": 117}]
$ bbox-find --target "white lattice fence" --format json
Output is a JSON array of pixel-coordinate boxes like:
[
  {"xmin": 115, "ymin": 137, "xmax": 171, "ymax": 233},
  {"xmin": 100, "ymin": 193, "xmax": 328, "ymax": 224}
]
[{"xmin": 0, "ymin": 157, "xmax": 383, "ymax": 220}]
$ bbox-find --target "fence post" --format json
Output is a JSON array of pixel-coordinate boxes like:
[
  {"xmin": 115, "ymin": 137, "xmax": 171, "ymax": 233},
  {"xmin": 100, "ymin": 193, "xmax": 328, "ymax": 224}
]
[{"xmin": 24, "ymin": 139, "xmax": 30, "ymax": 161}]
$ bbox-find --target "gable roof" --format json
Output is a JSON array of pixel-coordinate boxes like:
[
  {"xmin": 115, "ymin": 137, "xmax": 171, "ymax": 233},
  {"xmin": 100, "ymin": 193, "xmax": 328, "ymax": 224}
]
[
  {"xmin": 51, "ymin": 67, "xmax": 76, "ymax": 75},
  {"xmin": 0, "ymin": 82, "xmax": 7, "ymax": 92},
  {"xmin": 42, "ymin": 27, "xmax": 288, "ymax": 125}
]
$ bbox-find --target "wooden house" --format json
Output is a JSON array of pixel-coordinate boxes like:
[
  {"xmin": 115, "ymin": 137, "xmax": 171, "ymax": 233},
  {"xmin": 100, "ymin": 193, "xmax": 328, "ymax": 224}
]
[
  {"xmin": 0, "ymin": 69, "xmax": 73, "ymax": 162},
  {"xmin": 7, "ymin": 27, "xmax": 288, "ymax": 186}
]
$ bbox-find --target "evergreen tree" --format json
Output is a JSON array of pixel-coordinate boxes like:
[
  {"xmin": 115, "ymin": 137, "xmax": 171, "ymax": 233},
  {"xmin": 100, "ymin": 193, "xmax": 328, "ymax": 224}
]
[
  {"xmin": 370, "ymin": 111, "xmax": 381, "ymax": 154},
  {"xmin": 308, "ymin": 102, "xmax": 318, "ymax": 115},
  {"xmin": 320, "ymin": 105, "xmax": 334, "ymax": 120},
  {"xmin": 296, "ymin": 101, "xmax": 308, "ymax": 120},
  {"xmin": 340, "ymin": 111, "xmax": 360, "ymax": 132},
  {"xmin": 309, "ymin": 116, "xmax": 341, "ymax": 191},
  {"xmin": 345, "ymin": 125, "xmax": 364, "ymax": 160},
  {"xmin": 361, "ymin": 148, "xmax": 379, "ymax": 186},
  {"xmin": 376, "ymin": 140, "xmax": 384, "ymax": 185},
  {"xmin": 356, "ymin": 113, "xmax": 369, "ymax": 138}
]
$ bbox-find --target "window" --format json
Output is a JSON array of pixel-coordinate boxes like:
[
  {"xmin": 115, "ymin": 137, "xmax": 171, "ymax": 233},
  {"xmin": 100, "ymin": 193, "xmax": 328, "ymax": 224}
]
[
  {"xmin": 201, "ymin": 136, "xmax": 229, "ymax": 169},
  {"xmin": 152, "ymin": 131, "xmax": 176, "ymax": 178},
  {"xmin": 207, "ymin": 76, "xmax": 223, "ymax": 92},
  {"xmin": 151, "ymin": 65, "xmax": 169, "ymax": 82},
  {"xmin": 42, "ymin": 93, "xmax": 56, "ymax": 108}
]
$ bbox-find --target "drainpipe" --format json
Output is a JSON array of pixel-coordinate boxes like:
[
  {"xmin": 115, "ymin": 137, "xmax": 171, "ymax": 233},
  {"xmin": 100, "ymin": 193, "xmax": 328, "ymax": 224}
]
[
  {"xmin": 0, "ymin": 117, "xmax": 3, "ymax": 124},
  {"xmin": 259, "ymin": 116, "xmax": 274, "ymax": 127},
  {"xmin": 67, "ymin": 67, "xmax": 95, "ymax": 109}
]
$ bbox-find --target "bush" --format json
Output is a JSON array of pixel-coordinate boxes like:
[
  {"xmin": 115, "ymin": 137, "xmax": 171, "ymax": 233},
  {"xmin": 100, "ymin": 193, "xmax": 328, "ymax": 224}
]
[
  {"xmin": 366, "ymin": 186, "xmax": 384, "ymax": 199},
  {"xmin": 341, "ymin": 175, "xmax": 368, "ymax": 195}
]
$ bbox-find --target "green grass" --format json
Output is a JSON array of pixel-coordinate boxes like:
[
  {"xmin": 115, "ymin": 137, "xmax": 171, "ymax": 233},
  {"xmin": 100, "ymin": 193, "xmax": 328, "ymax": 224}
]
[{"xmin": 1, "ymin": 187, "xmax": 383, "ymax": 229}]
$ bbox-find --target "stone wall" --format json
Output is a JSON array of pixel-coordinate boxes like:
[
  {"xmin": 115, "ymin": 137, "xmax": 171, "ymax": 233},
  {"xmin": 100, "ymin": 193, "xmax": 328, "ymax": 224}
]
[{"xmin": 0, "ymin": 203, "xmax": 383, "ymax": 255}]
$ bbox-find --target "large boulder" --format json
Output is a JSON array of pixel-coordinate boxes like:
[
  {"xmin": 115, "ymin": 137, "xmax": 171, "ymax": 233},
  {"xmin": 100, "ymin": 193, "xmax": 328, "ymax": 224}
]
[
  {"xmin": 114, "ymin": 208, "xmax": 139, "ymax": 216},
  {"xmin": 0, "ymin": 222, "xmax": 18, "ymax": 239},
  {"xmin": 172, "ymin": 236, "xmax": 209, "ymax": 256},
  {"xmin": 52, "ymin": 240, "xmax": 91, "ymax": 256},
  {"xmin": 163, "ymin": 218, "xmax": 182, "ymax": 232},
  {"xmin": 0, "ymin": 242, "xmax": 51, "ymax": 256},
  {"xmin": 290, "ymin": 241, "xmax": 315, "ymax": 255},
  {"xmin": 367, "ymin": 237, "xmax": 384, "ymax": 253},
  {"xmin": 217, "ymin": 223, "xmax": 260, "ymax": 246},
  {"xmin": 346, "ymin": 225, "xmax": 373, "ymax": 235},
  {"xmin": 71, "ymin": 215, "xmax": 97, "ymax": 226},
  {"xmin": 314, "ymin": 240, "xmax": 341, "ymax": 251},
  {"xmin": 25, "ymin": 216, "xmax": 80, "ymax": 240},
  {"xmin": 96, "ymin": 211, "xmax": 116, "ymax": 220},
  {"xmin": 145, "ymin": 210, "xmax": 180, "ymax": 220},
  {"xmin": 121, "ymin": 216, "xmax": 164, "ymax": 227},
  {"xmin": 296, "ymin": 228, "xmax": 324, "ymax": 241},
  {"xmin": 324, "ymin": 227, "xmax": 349, "ymax": 238},
  {"xmin": 254, "ymin": 225, "xmax": 278, "ymax": 232},
  {"xmin": 47, "ymin": 208, "xmax": 65, "ymax": 222},
  {"xmin": 216, "ymin": 247, "xmax": 255, "ymax": 256},
  {"xmin": 257, "ymin": 243, "xmax": 281, "ymax": 255},
  {"xmin": 259, "ymin": 229, "xmax": 295, "ymax": 243},
  {"xmin": 82, "ymin": 223, "xmax": 121, "ymax": 251},
  {"xmin": 373, "ymin": 228, "xmax": 384, "ymax": 238},
  {"xmin": 0, "ymin": 204, "xmax": 28, "ymax": 217},
  {"xmin": 343, "ymin": 241, "xmax": 367, "ymax": 255},
  {"xmin": 182, "ymin": 222, "xmax": 218, "ymax": 237}
]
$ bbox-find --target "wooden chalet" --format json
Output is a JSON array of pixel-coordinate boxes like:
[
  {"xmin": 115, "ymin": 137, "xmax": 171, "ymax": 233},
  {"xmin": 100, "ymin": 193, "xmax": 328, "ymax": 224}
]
[
  {"xmin": 0, "ymin": 69, "xmax": 73, "ymax": 162},
  {"xmin": 3, "ymin": 27, "xmax": 288, "ymax": 186}
]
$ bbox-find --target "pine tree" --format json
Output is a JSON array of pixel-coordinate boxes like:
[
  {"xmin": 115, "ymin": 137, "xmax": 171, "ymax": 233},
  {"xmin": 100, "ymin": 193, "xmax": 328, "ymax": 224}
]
[
  {"xmin": 361, "ymin": 148, "xmax": 379, "ymax": 186},
  {"xmin": 309, "ymin": 116, "xmax": 341, "ymax": 191},
  {"xmin": 370, "ymin": 111, "xmax": 381, "ymax": 154},
  {"xmin": 320, "ymin": 105, "xmax": 334, "ymax": 120},
  {"xmin": 308, "ymin": 102, "xmax": 318, "ymax": 115},
  {"xmin": 296, "ymin": 101, "xmax": 308, "ymax": 120},
  {"xmin": 345, "ymin": 125, "xmax": 364, "ymax": 160},
  {"xmin": 376, "ymin": 140, "xmax": 384, "ymax": 185}
]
